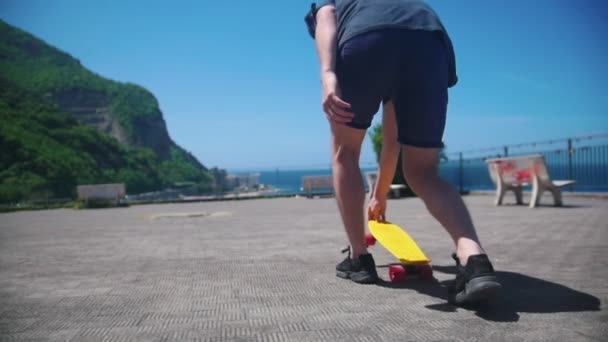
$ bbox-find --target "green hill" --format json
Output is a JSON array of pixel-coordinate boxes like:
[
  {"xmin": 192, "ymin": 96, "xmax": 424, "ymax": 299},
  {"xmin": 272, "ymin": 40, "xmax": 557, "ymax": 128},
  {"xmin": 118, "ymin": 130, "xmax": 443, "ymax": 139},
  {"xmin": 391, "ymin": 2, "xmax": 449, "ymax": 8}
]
[{"xmin": 0, "ymin": 20, "xmax": 215, "ymax": 203}]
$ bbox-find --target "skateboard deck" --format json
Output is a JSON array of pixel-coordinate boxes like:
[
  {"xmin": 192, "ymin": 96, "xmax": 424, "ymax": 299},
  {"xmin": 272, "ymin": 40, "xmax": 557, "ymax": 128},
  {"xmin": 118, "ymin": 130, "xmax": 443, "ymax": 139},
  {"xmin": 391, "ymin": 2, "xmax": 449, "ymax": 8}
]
[{"xmin": 366, "ymin": 220, "xmax": 433, "ymax": 281}]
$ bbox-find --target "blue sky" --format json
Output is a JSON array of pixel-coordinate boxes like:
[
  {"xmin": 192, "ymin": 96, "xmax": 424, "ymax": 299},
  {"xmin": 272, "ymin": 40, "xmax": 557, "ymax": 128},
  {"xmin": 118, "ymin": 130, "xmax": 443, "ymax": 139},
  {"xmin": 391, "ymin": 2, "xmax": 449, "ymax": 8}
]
[{"xmin": 1, "ymin": 0, "xmax": 607, "ymax": 170}]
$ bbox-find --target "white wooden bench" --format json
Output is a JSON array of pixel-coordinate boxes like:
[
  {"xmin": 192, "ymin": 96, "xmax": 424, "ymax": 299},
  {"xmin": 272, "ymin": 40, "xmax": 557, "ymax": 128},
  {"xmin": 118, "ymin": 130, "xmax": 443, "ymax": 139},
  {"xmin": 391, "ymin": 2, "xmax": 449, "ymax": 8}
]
[
  {"xmin": 485, "ymin": 154, "xmax": 576, "ymax": 208},
  {"xmin": 301, "ymin": 175, "xmax": 334, "ymax": 198},
  {"xmin": 364, "ymin": 172, "xmax": 407, "ymax": 199}
]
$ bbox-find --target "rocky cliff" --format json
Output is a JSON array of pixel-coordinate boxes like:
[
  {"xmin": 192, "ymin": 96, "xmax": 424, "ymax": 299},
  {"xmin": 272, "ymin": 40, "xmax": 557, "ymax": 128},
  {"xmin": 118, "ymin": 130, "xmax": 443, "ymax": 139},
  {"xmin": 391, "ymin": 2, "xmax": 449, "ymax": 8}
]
[
  {"xmin": 0, "ymin": 19, "xmax": 189, "ymax": 162},
  {"xmin": 51, "ymin": 87, "xmax": 174, "ymax": 160},
  {"xmin": 0, "ymin": 19, "xmax": 214, "ymax": 202}
]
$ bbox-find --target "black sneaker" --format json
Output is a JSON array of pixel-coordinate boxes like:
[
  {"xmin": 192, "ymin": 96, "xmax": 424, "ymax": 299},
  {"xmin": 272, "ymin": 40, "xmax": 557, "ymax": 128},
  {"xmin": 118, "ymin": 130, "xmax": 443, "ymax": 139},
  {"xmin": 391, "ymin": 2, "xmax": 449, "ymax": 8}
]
[
  {"xmin": 448, "ymin": 253, "xmax": 502, "ymax": 305},
  {"xmin": 335, "ymin": 247, "xmax": 379, "ymax": 284}
]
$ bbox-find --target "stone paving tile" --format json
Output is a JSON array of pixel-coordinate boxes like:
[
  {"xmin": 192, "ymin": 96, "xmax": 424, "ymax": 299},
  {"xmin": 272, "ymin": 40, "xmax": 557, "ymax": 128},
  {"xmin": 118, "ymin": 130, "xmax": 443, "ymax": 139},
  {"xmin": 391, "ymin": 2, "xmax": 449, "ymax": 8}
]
[{"xmin": 1, "ymin": 195, "xmax": 606, "ymax": 341}]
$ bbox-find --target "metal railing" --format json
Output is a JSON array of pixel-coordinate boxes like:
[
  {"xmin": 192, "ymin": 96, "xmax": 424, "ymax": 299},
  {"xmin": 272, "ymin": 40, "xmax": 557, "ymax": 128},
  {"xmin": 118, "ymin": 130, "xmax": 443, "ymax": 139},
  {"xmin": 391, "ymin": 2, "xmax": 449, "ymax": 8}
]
[
  {"xmin": 5, "ymin": 133, "xmax": 603, "ymax": 209},
  {"xmin": 440, "ymin": 133, "xmax": 608, "ymax": 193}
]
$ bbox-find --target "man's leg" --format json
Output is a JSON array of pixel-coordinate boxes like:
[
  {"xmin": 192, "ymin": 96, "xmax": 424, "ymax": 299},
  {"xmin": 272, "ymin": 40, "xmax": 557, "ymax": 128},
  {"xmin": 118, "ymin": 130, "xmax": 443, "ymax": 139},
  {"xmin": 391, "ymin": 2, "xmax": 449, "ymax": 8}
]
[
  {"xmin": 329, "ymin": 30, "xmax": 396, "ymax": 283},
  {"xmin": 401, "ymin": 145, "xmax": 483, "ymax": 263},
  {"xmin": 331, "ymin": 122, "xmax": 379, "ymax": 284},
  {"xmin": 388, "ymin": 29, "xmax": 500, "ymax": 303},
  {"xmin": 402, "ymin": 145, "xmax": 501, "ymax": 304},
  {"xmin": 330, "ymin": 122, "xmax": 368, "ymax": 258}
]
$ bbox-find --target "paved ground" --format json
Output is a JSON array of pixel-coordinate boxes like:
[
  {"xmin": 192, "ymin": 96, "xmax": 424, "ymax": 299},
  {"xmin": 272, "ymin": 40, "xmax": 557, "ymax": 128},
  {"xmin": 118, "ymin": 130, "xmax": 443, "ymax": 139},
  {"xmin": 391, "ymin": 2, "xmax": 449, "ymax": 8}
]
[{"xmin": 0, "ymin": 193, "xmax": 606, "ymax": 341}]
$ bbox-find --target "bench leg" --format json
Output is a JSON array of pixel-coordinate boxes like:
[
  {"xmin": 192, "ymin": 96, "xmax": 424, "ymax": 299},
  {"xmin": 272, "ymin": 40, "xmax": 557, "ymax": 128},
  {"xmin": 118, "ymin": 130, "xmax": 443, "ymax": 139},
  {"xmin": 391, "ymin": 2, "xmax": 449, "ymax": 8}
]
[
  {"xmin": 530, "ymin": 183, "xmax": 544, "ymax": 208},
  {"xmin": 390, "ymin": 189, "xmax": 401, "ymax": 199},
  {"xmin": 494, "ymin": 184, "xmax": 506, "ymax": 206},
  {"xmin": 551, "ymin": 187, "xmax": 563, "ymax": 206},
  {"xmin": 514, "ymin": 186, "xmax": 524, "ymax": 205}
]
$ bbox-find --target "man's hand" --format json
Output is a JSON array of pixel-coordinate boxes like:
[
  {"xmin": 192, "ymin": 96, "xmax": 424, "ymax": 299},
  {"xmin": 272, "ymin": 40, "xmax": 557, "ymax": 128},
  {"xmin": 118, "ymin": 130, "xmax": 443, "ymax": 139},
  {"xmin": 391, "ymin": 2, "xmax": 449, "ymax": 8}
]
[
  {"xmin": 321, "ymin": 71, "xmax": 353, "ymax": 124},
  {"xmin": 368, "ymin": 195, "xmax": 387, "ymax": 222}
]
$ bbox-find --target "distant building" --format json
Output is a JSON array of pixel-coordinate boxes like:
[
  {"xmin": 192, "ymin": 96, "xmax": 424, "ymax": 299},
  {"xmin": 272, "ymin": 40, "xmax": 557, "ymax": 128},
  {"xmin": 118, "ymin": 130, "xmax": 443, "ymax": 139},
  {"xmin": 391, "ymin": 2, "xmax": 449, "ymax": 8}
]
[{"xmin": 226, "ymin": 173, "xmax": 261, "ymax": 190}]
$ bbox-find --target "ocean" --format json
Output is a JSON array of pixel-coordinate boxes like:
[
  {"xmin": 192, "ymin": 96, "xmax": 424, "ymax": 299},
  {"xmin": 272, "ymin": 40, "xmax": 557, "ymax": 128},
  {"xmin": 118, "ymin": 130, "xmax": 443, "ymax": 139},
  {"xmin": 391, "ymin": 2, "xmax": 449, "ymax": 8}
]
[
  {"xmin": 244, "ymin": 161, "xmax": 608, "ymax": 195},
  {"xmin": 233, "ymin": 139, "xmax": 608, "ymax": 195},
  {"xmin": 256, "ymin": 167, "xmax": 377, "ymax": 194}
]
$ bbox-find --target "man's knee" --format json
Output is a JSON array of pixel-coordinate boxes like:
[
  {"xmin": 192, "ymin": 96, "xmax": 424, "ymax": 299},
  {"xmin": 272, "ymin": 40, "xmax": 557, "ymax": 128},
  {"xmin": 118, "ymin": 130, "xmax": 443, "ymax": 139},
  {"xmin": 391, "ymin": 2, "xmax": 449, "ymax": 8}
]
[
  {"xmin": 333, "ymin": 144, "xmax": 360, "ymax": 164},
  {"xmin": 403, "ymin": 150, "xmax": 440, "ymax": 191},
  {"xmin": 403, "ymin": 145, "xmax": 439, "ymax": 170},
  {"xmin": 331, "ymin": 123, "xmax": 366, "ymax": 164},
  {"xmin": 405, "ymin": 164, "xmax": 438, "ymax": 187}
]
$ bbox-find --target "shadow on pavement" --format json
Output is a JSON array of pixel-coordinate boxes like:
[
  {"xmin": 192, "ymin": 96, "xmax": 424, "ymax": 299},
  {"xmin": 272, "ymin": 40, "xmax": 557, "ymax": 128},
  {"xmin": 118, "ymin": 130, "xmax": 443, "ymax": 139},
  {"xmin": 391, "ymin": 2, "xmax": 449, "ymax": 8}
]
[{"xmin": 376, "ymin": 264, "xmax": 601, "ymax": 322}]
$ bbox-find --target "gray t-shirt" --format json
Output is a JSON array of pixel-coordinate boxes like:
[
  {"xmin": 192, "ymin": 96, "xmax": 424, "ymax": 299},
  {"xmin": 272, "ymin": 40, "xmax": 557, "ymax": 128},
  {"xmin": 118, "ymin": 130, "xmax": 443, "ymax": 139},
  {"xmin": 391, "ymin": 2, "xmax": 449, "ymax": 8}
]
[{"xmin": 317, "ymin": 0, "xmax": 458, "ymax": 87}]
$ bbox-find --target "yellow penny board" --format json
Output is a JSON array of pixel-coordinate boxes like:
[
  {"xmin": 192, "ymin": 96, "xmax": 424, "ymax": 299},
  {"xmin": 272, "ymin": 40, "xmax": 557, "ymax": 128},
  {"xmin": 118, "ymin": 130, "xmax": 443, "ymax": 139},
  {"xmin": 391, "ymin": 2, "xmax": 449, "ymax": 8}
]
[{"xmin": 368, "ymin": 220, "xmax": 430, "ymax": 265}]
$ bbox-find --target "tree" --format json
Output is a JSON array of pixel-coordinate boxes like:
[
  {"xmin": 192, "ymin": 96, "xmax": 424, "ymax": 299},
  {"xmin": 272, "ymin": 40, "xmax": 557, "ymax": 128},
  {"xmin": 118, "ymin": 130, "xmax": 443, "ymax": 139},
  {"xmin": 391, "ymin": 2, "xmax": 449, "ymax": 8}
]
[
  {"xmin": 368, "ymin": 123, "xmax": 407, "ymax": 187},
  {"xmin": 368, "ymin": 123, "xmax": 449, "ymax": 196}
]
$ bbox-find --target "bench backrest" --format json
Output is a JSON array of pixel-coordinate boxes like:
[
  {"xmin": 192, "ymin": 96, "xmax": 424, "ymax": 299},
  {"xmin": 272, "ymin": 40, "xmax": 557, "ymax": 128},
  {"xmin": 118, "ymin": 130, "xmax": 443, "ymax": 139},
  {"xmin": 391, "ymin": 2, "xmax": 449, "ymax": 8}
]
[
  {"xmin": 301, "ymin": 175, "xmax": 333, "ymax": 193},
  {"xmin": 485, "ymin": 154, "xmax": 551, "ymax": 186}
]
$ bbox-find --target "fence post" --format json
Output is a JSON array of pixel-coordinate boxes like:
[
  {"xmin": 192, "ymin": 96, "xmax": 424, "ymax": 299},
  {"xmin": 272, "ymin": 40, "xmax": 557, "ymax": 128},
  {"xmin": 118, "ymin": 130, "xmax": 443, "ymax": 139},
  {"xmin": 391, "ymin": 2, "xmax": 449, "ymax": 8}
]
[
  {"xmin": 459, "ymin": 152, "xmax": 464, "ymax": 194},
  {"xmin": 567, "ymin": 139, "xmax": 573, "ymax": 192},
  {"xmin": 504, "ymin": 146, "xmax": 509, "ymax": 157}
]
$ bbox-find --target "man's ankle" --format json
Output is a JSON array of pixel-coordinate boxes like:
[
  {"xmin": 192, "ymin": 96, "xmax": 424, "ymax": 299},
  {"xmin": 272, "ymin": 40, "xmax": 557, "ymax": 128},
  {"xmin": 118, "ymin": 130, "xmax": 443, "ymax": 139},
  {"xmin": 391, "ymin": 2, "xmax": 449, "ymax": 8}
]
[
  {"xmin": 350, "ymin": 247, "xmax": 368, "ymax": 260},
  {"xmin": 456, "ymin": 241, "xmax": 485, "ymax": 266},
  {"xmin": 457, "ymin": 251, "xmax": 488, "ymax": 265}
]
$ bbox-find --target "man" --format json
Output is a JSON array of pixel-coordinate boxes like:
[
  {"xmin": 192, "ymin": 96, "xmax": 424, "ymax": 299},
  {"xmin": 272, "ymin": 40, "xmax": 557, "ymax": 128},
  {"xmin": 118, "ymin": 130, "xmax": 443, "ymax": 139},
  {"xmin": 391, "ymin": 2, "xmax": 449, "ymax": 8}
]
[{"xmin": 309, "ymin": 0, "xmax": 502, "ymax": 305}]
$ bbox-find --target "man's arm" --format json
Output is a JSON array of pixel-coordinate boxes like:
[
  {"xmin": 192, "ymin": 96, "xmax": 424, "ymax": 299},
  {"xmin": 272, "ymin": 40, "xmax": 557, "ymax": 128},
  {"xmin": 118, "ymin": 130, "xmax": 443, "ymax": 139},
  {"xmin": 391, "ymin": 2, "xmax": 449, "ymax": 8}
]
[
  {"xmin": 315, "ymin": 5, "xmax": 338, "ymax": 75},
  {"xmin": 314, "ymin": 4, "xmax": 353, "ymax": 124},
  {"xmin": 372, "ymin": 101, "xmax": 401, "ymax": 200}
]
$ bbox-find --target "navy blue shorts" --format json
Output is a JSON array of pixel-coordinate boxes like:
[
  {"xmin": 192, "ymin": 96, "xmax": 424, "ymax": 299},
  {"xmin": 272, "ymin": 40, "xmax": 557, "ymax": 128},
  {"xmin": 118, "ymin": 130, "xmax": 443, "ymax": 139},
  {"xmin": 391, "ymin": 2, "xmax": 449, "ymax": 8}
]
[{"xmin": 336, "ymin": 29, "xmax": 449, "ymax": 148}]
